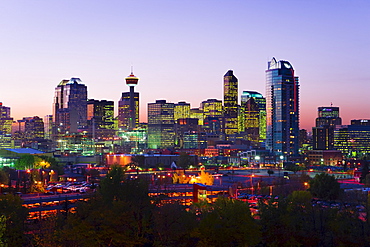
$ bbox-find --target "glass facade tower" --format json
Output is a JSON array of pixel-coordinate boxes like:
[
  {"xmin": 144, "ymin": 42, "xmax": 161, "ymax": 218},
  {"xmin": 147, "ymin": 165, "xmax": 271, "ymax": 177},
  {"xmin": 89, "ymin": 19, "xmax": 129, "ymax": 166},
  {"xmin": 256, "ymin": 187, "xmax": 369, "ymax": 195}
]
[
  {"xmin": 53, "ymin": 78, "xmax": 87, "ymax": 137},
  {"xmin": 266, "ymin": 58, "xmax": 299, "ymax": 157}
]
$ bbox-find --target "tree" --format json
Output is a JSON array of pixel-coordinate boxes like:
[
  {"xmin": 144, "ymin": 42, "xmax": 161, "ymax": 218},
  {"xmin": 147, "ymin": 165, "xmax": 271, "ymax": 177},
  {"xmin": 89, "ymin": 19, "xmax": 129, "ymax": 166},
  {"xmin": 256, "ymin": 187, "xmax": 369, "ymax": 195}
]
[
  {"xmin": 198, "ymin": 170, "xmax": 214, "ymax": 185},
  {"xmin": 172, "ymin": 170, "xmax": 190, "ymax": 184},
  {"xmin": 0, "ymin": 169, "xmax": 9, "ymax": 185},
  {"xmin": 98, "ymin": 165, "xmax": 125, "ymax": 203},
  {"xmin": 177, "ymin": 152, "xmax": 193, "ymax": 169},
  {"xmin": 361, "ymin": 161, "xmax": 369, "ymax": 183},
  {"xmin": 284, "ymin": 162, "xmax": 302, "ymax": 174},
  {"xmin": 267, "ymin": 169, "xmax": 274, "ymax": 176},
  {"xmin": 131, "ymin": 155, "xmax": 145, "ymax": 168},
  {"xmin": 194, "ymin": 197, "xmax": 261, "ymax": 246},
  {"xmin": 14, "ymin": 154, "xmax": 35, "ymax": 170},
  {"xmin": 0, "ymin": 194, "xmax": 29, "ymax": 246},
  {"xmin": 309, "ymin": 173, "xmax": 342, "ymax": 200},
  {"xmin": 152, "ymin": 203, "xmax": 197, "ymax": 246}
]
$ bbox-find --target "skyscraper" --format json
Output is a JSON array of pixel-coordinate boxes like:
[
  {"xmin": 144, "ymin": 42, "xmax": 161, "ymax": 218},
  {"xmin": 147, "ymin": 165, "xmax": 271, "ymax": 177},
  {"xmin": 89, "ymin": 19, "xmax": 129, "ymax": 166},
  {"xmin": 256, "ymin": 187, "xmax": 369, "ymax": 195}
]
[
  {"xmin": 223, "ymin": 70, "xmax": 238, "ymax": 136},
  {"xmin": 118, "ymin": 92, "xmax": 139, "ymax": 130},
  {"xmin": 313, "ymin": 106, "xmax": 342, "ymax": 150},
  {"xmin": 174, "ymin": 102, "xmax": 191, "ymax": 121},
  {"xmin": 266, "ymin": 58, "xmax": 299, "ymax": 157},
  {"xmin": 147, "ymin": 100, "xmax": 175, "ymax": 149},
  {"xmin": 118, "ymin": 71, "xmax": 139, "ymax": 130},
  {"xmin": 53, "ymin": 78, "xmax": 88, "ymax": 136},
  {"xmin": 201, "ymin": 99, "xmax": 223, "ymax": 135},
  {"xmin": 87, "ymin": 99, "xmax": 115, "ymax": 139},
  {"xmin": 241, "ymin": 91, "xmax": 266, "ymax": 142},
  {"xmin": 0, "ymin": 102, "xmax": 13, "ymax": 135}
]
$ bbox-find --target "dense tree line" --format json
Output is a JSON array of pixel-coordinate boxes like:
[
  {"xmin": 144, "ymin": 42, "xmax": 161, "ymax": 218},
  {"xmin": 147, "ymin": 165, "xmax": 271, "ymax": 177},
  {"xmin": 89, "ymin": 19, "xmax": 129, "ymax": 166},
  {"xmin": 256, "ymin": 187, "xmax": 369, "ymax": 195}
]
[{"xmin": 1, "ymin": 167, "xmax": 370, "ymax": 246}]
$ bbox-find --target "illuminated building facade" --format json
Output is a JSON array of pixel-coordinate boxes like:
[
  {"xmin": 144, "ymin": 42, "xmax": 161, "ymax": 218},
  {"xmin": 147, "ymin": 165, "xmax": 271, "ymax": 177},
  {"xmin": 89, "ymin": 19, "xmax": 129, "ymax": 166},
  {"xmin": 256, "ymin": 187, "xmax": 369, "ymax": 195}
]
[
  {"xmin": 87, "ymin": 99, "xmax": 115, "ymax": 139},
  {"xmin": 147, "ymin": 100, "xmax": 175, "ymax": 149},
  {"xmin": 266, "ymin": 58, "xmax": 299, "ymax": 157},
  {"xmin": 183, "ymin": 131, "xmax": 207, "ymax": 149},
  {"xmin": 53, "ymin": 78, "xmax": 88, "ymax": 136},
  {"xmin": 201, "ymin": 99, "xmax": 223, "ymax": 135},
  {"xmin": 240, "ymin": 91, "xmax": 266, "ymax": 144},
  {"xmin": 223, "ymin": 70, "xmax": 238, "ymax": 136},
  {"xmin": 118, "ymin": 92, "xmax": 139, "ymax": 130},
  {"xmin": 0, "ymin": 102, "xmax": 13, "ymax": 135},
  {"xmin": 118, "ymin": 128, "xmax": 147, "ymax": 153},
  {"xmin": 24, "ymin": 116, "xmax": 44, "ymax": 139},
  {"xmin": 190, "ymin": 108, "xmax": 204, "ymax": 125},
  {"xmin": 316, "ymin": 107, "xmax": 341, "ymax": 127},
  {"xmin": 201, "ymin": 99, "xmax": 223, "ymax": 118},
  {"xmin": 44, "ymin": 115, "xmax": 53, "ymax": 140},
  {"xmin": 313, "ymin": 106, "xmax": 342, "ymax": 150},
  {"xmin": 119, "ymin": 71, "xmax": 140, "ymax": 130},
  {"xmin": 240, "ymin": 97, "xmax": 260, "ymax": 145},
  {"xmin": 175, "ymin": 118, "xmax": 199, "ymax": 148},
  {"xmin": 174, "ymin": 102, "xmax": 190, "ymax": 121},
  {"xmin": 334, "ymin": 120, "xmax": 370, "ymax": 158}
]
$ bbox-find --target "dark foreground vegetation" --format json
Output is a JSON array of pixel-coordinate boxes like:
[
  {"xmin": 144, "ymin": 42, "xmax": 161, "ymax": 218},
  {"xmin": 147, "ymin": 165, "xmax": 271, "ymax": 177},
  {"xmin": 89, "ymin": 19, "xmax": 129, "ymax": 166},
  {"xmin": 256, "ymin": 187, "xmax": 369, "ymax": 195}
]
[{"xmin": 1, "ymin": 166, "xmax": 370, "ymax": 246}]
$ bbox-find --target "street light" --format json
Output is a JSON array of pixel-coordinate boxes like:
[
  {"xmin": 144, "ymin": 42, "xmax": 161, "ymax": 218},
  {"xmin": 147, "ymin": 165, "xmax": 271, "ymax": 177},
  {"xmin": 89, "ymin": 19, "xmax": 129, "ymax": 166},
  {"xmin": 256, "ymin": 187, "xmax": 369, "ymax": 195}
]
[
  {"xmin": 255, "ymin": 156, "xmax": 260, "ymax": 168},
  {"xmin": 250, "ymin": 174, "xmax": 255, "ymax": 195}
]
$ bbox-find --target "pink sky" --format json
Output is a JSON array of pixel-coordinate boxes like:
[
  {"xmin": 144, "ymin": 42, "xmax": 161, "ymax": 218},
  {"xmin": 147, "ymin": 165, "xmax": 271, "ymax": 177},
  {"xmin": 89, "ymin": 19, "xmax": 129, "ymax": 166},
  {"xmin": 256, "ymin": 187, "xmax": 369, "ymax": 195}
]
[{"xmin": 1, "ymin": 1, "xmax": 369, "ymax": 131}]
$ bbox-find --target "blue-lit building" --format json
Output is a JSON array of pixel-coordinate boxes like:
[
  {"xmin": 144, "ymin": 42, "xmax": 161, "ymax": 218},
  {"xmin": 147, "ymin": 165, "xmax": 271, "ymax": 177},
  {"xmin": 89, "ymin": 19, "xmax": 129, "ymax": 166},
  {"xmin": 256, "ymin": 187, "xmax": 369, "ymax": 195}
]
[{"xmin": 266, "ymin": 58, "xmax": 299, "ymax": 157}]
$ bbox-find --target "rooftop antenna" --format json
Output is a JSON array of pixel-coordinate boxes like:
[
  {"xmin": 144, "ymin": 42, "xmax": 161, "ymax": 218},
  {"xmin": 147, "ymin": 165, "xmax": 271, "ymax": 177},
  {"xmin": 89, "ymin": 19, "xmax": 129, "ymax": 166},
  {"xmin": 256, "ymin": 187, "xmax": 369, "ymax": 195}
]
[
  {"xmin": 331, "ymin": 102, "xmax": 333, "ymax": 107},
  {"xmin": 131, "ymin": 65, "xmax": 133, "ymax": 74}
]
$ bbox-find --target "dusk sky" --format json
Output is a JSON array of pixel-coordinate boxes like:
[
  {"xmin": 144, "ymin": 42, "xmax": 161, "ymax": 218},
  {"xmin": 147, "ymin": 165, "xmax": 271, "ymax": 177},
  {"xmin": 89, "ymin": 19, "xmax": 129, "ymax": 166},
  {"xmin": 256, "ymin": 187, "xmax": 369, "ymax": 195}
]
[{"xmin": 1, "ymin": 1, "xmax": 369, "ymax": 131}]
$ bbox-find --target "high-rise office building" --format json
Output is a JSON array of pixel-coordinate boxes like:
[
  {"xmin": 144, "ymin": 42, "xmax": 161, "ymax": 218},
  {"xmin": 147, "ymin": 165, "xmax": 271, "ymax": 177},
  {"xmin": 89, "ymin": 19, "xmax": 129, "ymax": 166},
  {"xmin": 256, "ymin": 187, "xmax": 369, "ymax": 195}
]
[
  {"xmin": 241, "ymin": 91, "xmax": 266, "ymax": 142},
  {"xmin": 53, "ymin": 78, "xmax": 88, "ymax": 136},
  {"xmin": 175, "ymin": 118, "xmax": 199, "ymax": 148},
  {"xmin": 87, "ymin": 99, "xmax": 115, "ymax": 139},
  {"xmin": 0, "ymin": 102, "xmax": 13, "ymax": 135},
  {"xmin": 313, "ymin": 106, "xmax": 342, "ymax": 150},
  {"xmin": 44, "ymin": 115, "xmax": 53, "ymax": 140},
  {"xmin": 12, "ymin": 117, "xmax": 44, "ymax": 140},
  {"xmin": 118, "ymin": 92, "xmax": 139, "ymax": 130},
  {"xmin": 316, "ymin": 107, "xmax": 342, "ymax": 127},
  {"xmin": 223, "ymin": 70, "xmax": 238, "ymax": 136},
  {"xmin": 174, "ymin": 102, "xmax": 191, "ymax": 121},
  {"xmin": 201, "ymin": 99, "xmax": 223, "ymax": 135},
  {"xmin": 147, "ymin": 100, "xmax": 175, "ymax": 149},
  {"xmin": 334, "ymin": 120, "xmax": 370, "ymax": 158},
  {"xmin": 266, "ymin": 58, "xmax": 299, "ymax": 157},
  {"xmin": 240, "ymin": 97, "xmax": 260, "ymax": 145},
  {"xmin": 201, "ymin": 99, "xmax": 223, "ymax": 118},
  {"xmin": 25, "ymin": 116, "xmax": 44, "ymax": 139},
  {"xmin": 190, "ymin": 108, "xmax": 204, "ymax": 125}
]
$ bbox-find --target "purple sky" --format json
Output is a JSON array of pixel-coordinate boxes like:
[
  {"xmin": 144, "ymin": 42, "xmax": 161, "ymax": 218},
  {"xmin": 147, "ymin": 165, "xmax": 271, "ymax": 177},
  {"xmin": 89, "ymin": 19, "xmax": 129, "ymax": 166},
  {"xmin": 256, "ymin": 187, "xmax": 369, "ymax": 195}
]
[{"xmin": 1, "ymin": 0, "xmax": 369, "ymax": 131}]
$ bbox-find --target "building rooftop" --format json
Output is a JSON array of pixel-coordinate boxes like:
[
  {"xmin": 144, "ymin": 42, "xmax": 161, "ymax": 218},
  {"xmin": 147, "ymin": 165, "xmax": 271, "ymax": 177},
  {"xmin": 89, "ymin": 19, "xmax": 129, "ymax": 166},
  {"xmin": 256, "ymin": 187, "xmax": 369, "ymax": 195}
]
[{"xmin": 4, "ymin": 148, "xmax": 44, "ymax": 154}]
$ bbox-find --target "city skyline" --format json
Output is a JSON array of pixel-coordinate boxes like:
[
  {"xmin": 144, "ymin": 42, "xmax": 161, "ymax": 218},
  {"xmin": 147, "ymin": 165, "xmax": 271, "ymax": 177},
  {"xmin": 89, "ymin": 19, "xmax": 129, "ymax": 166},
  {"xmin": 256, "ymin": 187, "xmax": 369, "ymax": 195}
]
[{"xmin": 1, "ymin": 1, "xmax": 370, "ymax": 130}]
